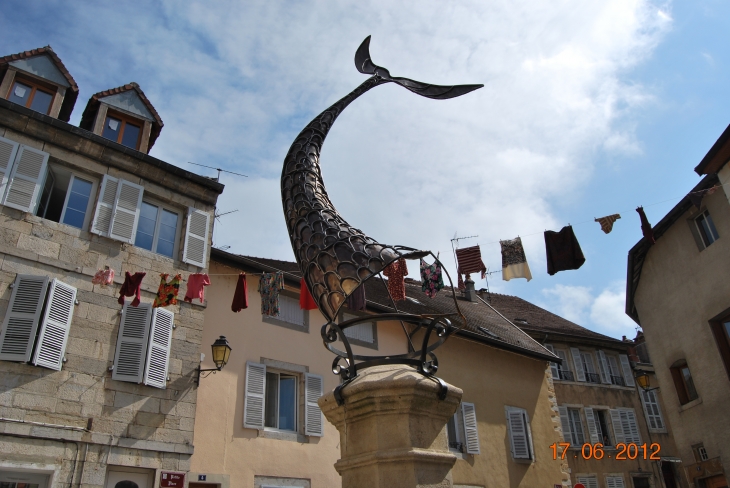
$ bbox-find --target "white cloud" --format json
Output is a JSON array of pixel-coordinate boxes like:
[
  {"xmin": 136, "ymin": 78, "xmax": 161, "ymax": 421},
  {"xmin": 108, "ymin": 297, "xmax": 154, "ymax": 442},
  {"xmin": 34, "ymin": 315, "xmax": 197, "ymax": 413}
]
[{"xmin": 539, "ymin": 281, "xmax": 638, "ymax": 338}]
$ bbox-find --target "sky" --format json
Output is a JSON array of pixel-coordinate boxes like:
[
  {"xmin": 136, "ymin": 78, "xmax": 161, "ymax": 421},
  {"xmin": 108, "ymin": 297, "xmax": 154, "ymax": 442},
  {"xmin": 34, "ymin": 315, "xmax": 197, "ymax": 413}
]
[{"xmin": 2, "ymin": 0, "xmax": 729, "ymax": 340}]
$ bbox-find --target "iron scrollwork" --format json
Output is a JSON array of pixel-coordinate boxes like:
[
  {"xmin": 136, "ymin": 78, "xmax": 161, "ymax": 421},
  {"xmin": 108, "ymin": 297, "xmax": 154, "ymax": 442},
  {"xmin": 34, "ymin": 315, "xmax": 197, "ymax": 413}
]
[{"xmin": 281, "ymin": 36, "xmax": 482, "ymax": 404}]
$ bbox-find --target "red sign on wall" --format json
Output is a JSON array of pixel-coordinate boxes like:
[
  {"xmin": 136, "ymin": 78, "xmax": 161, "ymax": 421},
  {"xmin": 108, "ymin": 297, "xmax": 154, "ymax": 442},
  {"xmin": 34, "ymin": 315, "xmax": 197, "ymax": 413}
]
[{"xmin": 160, "ymin": 472, "xmax": 185, "ymax": 488}]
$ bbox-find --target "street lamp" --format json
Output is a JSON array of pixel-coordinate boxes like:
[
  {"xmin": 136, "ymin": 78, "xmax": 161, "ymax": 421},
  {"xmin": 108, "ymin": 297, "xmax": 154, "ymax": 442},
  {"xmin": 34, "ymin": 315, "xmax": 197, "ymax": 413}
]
[
  {"xmin": 634, "ymin": 370, "xmax": 658, "ymax": 392},
  {"xmin": 196, "ymin": 336, "xmax": 232, "ymax": 385}
]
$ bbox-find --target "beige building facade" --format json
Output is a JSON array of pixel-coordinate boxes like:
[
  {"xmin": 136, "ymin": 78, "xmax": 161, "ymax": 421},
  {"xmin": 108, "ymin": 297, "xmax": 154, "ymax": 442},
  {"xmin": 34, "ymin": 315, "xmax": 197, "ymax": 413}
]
[
  {"xmin": 0, "ymin": 47, "xmax": 222, "ymax": 488},
  {"xmin": 191, "ymin": 250, "xmax": 569, "ymax": 488},
  {"xmin": 627, "ymin": 125, "xmax": 730, "ymax": 488}
]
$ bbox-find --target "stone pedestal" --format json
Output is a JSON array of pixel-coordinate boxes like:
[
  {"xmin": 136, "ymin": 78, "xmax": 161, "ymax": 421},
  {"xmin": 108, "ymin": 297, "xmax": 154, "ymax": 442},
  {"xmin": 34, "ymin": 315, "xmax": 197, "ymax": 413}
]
[{"xmin": 318, "ymin": 365, "xmax": 463, "ymax": 488}]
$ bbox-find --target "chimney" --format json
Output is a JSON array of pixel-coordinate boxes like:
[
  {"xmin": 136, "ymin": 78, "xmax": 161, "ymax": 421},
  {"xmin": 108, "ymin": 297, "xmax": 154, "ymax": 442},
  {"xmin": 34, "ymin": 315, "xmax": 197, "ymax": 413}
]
[{"xmin": 464, "ymin": 275, "xmax": 477, "ymax": 302}]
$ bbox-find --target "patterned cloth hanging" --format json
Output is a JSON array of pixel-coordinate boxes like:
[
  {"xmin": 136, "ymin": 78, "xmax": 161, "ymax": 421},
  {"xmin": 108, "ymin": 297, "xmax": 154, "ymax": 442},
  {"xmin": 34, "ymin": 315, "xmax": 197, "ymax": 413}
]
[
  {"xmin": 420, "ymin": 259, "xmax": 444, "ymax": 298},
  {"xmin": 636, "ymin": 207, "xmax": 655, "ymax": 244},
  {"xmin": 184, "ymin": 273, "xmax": 211, "ymax": 303},
  {"xmin": 231, "ymin": 273, "xmax": 249, "ymax": 312},
  {"xmin": 153, "ymin": 273, "xmax": 181, "ymax": 308},
  {"xmin": 259, "ymin": 272, "xmax": 285, "ymax": 316},
  {"xmin": 92, "ymin": 267, "xmax": 115, "ymax": 287},
  {"xmin": 383, "ymin": 258, "xmax": 408, "ymax": 301},
  {"xmin": 595, "ymin": 214, "xmax": 621, "ymax": 234},
  {"xmin": 500, "ymin": 237, "xmax": 532, "ymax": 282},
  {"xmin": 544, "ymin": 226, "xmax": 585, "ymax": 276}
]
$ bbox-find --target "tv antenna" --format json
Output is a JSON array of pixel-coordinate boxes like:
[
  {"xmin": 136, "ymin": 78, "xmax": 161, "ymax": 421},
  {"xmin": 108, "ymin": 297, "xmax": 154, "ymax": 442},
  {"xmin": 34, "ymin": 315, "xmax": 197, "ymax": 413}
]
[{"xmin": 187, "ymin": 162, "xmax": 248, "ymax": 181}]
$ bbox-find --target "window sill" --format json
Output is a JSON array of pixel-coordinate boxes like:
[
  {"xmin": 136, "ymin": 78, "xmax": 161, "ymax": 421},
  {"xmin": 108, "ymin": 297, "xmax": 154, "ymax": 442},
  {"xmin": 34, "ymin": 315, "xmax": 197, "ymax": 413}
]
[
  {"xmin": 553, "ymin": 379, "xmax": 635, "ymax": 391},
  {"xmin": 679, "ymin": 396, "xmax": 702, "ymax": 412},
  {"xmin": 258, "ymin": 428, "xmax": 309, "ymax": 443},
  {"xmin": 262, "ymin": 315, "xmax": 309, "ymax": 333}
]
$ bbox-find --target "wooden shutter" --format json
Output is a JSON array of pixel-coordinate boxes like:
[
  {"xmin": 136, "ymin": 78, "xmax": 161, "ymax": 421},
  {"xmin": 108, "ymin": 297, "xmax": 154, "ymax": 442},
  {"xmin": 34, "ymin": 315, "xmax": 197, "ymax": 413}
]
[
  {"xmin": 558, "ymin": 406, "xmax": 572, "ymax": 445},
  {"xmin": 112, "ymin": 303, "xmax": 153, "ymax": 383},
  {"xmin": 0, "ymin": 275, "xmax": 49, "ymax": 362},
  {"xmin": 545, "ymin": 344, "xmax": 559, "ymax": 379},
  {"xmin": 578, "ymin": 477, "xmax": 599, "ymax": 488},
  {"xmin": 32, "ymin": 279, "xmax": 76, "ymax": 370},
  {"xmin": 305, "ymin": 373, "xmax": 324, "ymax": 437},
  {"xmin": 641, "ymin": 389, "xmax": 665, "ymax": 431},
  {"xmin": 619, "ymin": 354, "xmax": 635, "ymax": 386},
  {"xmin": 506, "ymin": 408, "xmax": 530, "ymax": 459},
  {"xmin": 2, "ymin": 145, "xmax": 48, "ymax": 212},
  {"xmin": 143, "ymin": 308, "xmax": 174, "ymax": 389},
  {"xmin": 570, "ymin": 347, "xmax": 586, "ymax": 381},
  {"xmin": 620, "ymin": 409, "xmax": 641, "ymax": 444},
  {"xmin": 244, "ymin": 361, "xmax": 266, "ymax": 429},
  {"xmin": 607, "ymin": 476, "xmax": 625, "ymax": 488},
  {"xmin": 0, "ymin": 135, "xmax": 20, "ymax": 199},
  {"xmin": 109, "ymin": 179, "xmax": 144, "ymax": 243},
  {"xmin": 462, "ymin": 402, "xmax": 480, "ymax": 454},
  {"xmin": 182, "ymin": 208, "xmax": 210, "ymax": 267},
  {"xmin": 597, "ymin": 350, "xmax": 611, "ymax": 384},
  {"xmin": 279, "ymin": 295, "xmax": 305, "ymax": 326},
  {"xmin": 583, "ymin": 407, "xmax": 600, "ymax": 444},
  {"xmin": 610, "ymin": 409, "xmax": 626, "ymax": 444},
  {"xmin": 91, "ymin": 175, "xmax": 119, "ymax": 235}
]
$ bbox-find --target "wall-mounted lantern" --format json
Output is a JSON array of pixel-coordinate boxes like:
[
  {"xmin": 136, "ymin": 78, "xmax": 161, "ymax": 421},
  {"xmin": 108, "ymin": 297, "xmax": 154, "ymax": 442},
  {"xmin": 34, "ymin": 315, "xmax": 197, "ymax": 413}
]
[
  {"xmin": 196, "ymin": 336, "xmax": 232, "ymax": 385},
  {"xmin": 634, "ymin": 370, "xmax": 658, "ymax": 392}
]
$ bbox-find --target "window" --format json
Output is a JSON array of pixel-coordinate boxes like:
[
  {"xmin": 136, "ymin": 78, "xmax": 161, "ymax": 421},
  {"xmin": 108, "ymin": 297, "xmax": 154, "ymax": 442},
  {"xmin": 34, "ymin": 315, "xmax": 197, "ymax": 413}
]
[
  {"xmin": 506, "ymin": 406, "xmax": 533, "ymax": 460},
  {"xmin": 447, "ymin": 402, "xmax": 480, "ymax": 454},
  {"xmin": 577, "ymin": 477, "xmax": 598, "ymax": 488},
  {"xmin": 594, "ymin": 409, "xmax": 613, "ymax": 446},
  {"xmin": 581, "ymin": 352, "xmax": 601, "ymax": 384},
  {"xmin": 609, "ymin": 408, "xmax": 641, "ymax": 444},
  {"xmin": 102, "ymin": 111, "xmax": 143, "ymax": 150},
  {"xmin": 695, "ymin": 210, "xmax": 719, "ymax": 248},
  {"xmin": 669, "ymin": 359, "xmax": 699, "ymax": 405},
  {"xmin": 605, "ymin": 475, "xmax": 625, "ymax": 488},
  {"xmin": 36, "ymin": 165, "xmax": 96, "ymax": 230},
  {"xmin": 244, "ymin": 361, "xmax": 324, "ymax": 437},
  {"xmin": 554, "ymin": 349, "xmax": 574, "ymax": 380},
  {"xmin": 7, "ymin": 78, "xmax": 54, "ymax": 115},
  {"xmin": 0, "ymin": 470, "xmax": 50, "ymax": 488},
  {"xmin": 569, "ymin": 408, "xmax": 585, "ymax": 445},
  {"xmin": 263, "ymin": 294, "xmax": 307, "ymax": 329},
  {"xmin": 447, "ymin": 411, "xmax": 462, "ymax": 451},
  {"xmin": 0, "ymin": 275, "xmax": 76, "ymax": 371},
  {"xmin": 135, "ymin": 201, "xmax": 180, "ymax": 258},
  {"xmin": 640, "ymin": 389, "xmax": 665, "ymax": 432},
  {"xmin": 709, "ymin": 312, "xmax": 730, "ymax": 382},
  {"xmin": 0, "ymin": 136, "xmax": 49, "ymax": 213},
  {"xmin": 607, "ymin": 355, "xmax": 624, "ymax": 385},
  {"xmin": 340, "ymin": 313, "xmax": 377, "ymax": 348},
  {"xmin": 111, "ymin": 302, "xmax": 174, "ymax": 389}
]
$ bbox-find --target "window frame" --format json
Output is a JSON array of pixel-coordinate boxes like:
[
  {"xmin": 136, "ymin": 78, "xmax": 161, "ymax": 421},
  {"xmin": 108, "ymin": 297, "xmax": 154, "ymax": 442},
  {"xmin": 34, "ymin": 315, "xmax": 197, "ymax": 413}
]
[
  {"xmin": 264, "ymin": 370, "xmax": 299, "ymax": 432},
  {"xmin": 669, "ymin": 359, "xmax": 699, "ymax": 405},
  {"xmin": 567, "ymin": 407, "xmax": 586, "ymax": 446},
  {"xmin": 708, "ymin": 307, "xmax": 730, "ymax": 382},
  {"xmin": 640, "ymin": 388, "xmax": 666, "ymax": 433},
  {"xmin": 37, "ymin": 164, "xmax": 99, "ymax": 231},
  {"xmin": 446, "ymin": 410, "xmax": 464, "ymax": 453},
  {"xmin": 505, "ymin": 405, "xmax": 534, "ymax": 462},
  {"xmin": 262, "ymin": 290, "xmax": 310, "ymax": 333},
  {"xmin": 581, "ymin": 351, "xmax": 601, "ymax": 384},
  {"xmin": 134, "ymin": 198, "xmax": 183, "ymax": 260},
  {"xmin": 339, "ymin": 312, "xmax": 378, "ymax": 350},
  {"xmin": 694, "ymin": 209, "xmax": 720, "ymax": 248},
  {"xmin": 6, "ymin": 75, "xmax": 57, "ymax": 115},
  {"xmin": 102, "ymin": 109, "xmax": 144, "ymax": 150}
]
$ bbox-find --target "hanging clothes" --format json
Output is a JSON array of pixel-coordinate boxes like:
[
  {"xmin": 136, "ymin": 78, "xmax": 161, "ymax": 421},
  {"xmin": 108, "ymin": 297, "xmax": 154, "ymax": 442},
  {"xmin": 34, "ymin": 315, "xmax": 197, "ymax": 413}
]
[
  {"xmin": 345, "ymin": 285, "xmax": 366, "ymax": 312},
  {"xmin": 689, "ymin": 185, "xmax": 718, "ymax": 209},
  {"xmin": 92, "ymin": 267, "xmax": 115, "ymax": 287},
  {"xmin": 231, "ymin": 273, "xmax": 249, "ymax": 312},
  {"xmin": 118, "ymin": 271, "xmax": 146, "ymax": 307},
  {"xmin": 500, "ymin": 237, "xmax": 532, "ymax": 282},
  {"xmin": 595, "ymin": 214, "xmax": 621, "ymax": 234},
  {"xmin": 184, "ymin": 273, "xmax": 211, "ymax": 303},
  {"xmin": 636, "ymin": 207, "xmax": 655, "ymax": 244},
  {"xmin": 420, "ymin": 259, "xmax": 444, "ymax": 298},
  {"xmin": 153, "ymin": 273, "xmax": 181, "ymax": 308},
  {"xmin": 259, "ymin": 272, "xmax": 285, "ymax": 316},
  {"xmin": 299, "ymin": 278, "xmax": 318, "ymax": 310},
  {"xmin": 455, "ymin": 245, "xmax": 487, "ymax": 279},
  {"xmin": 544, "ymin": 226, "xmax": 586, "ymax": 276},
  {"xmin": 383, "ymin": 258, "xmax": 408, "ymax": 301}
]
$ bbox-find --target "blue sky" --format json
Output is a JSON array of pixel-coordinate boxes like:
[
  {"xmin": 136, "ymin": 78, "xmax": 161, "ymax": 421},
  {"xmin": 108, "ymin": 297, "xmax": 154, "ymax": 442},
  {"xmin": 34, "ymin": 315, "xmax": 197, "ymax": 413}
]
[{"xmin": 2, "ymin": 0, "xmax": 728, "ymax": 340}]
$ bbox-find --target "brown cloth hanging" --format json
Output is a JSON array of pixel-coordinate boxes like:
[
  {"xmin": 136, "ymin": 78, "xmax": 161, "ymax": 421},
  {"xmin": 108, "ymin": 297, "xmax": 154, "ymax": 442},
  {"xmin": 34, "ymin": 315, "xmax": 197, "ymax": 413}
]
[
  {"xmin": 455, "ymin": 245, "xmax": 487, "ymax": 278},
  {"xmin": 544, "ymin": 226, "xmax": 586, "ymax": 276},
  {"xmin": 636, "ymin": 207, "xmax": 655, "ymax": 244},
  {"xmin": 595, "ymin": 214, "xmax": 621, "ymax": 234},
  {"xmin": 118, "ymin": 271, "xmax": 146, "ymax": 307},
  {"xmin": 231, "ymin": 273, "xmax": 249, "ymax": 312},
  {"xmin": 345, "ymin": 285, "xmax": 366, "ymax": 312}
]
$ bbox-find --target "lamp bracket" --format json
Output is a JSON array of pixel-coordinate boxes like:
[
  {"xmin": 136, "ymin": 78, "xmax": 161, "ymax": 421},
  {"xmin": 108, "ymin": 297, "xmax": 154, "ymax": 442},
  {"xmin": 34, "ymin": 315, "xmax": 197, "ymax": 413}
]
[{"xmin": 195, "ymin": 366, "xmax": 222, "ymax": 385}]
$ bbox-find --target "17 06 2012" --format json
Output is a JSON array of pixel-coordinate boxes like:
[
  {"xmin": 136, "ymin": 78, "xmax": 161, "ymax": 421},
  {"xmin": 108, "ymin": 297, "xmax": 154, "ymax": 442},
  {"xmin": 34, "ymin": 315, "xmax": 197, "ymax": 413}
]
[{"xmin": 550, "ymin": 442, "xmax": 661, "ymax": 460}]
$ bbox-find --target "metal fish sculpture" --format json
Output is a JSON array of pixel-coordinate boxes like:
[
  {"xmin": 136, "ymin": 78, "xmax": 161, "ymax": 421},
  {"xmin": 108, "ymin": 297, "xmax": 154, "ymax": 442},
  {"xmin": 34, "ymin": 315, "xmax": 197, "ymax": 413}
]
[{"xmin": 281, "ymin": 36, "xmax": 482, "ymax": 322}]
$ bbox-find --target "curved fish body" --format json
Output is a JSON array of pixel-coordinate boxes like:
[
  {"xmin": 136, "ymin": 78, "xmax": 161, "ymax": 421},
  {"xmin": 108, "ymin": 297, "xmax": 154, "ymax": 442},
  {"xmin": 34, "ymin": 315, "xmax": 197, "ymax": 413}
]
[{"xmin": 281, "ymin": 37, "xmax": 482, "ymax": 323}]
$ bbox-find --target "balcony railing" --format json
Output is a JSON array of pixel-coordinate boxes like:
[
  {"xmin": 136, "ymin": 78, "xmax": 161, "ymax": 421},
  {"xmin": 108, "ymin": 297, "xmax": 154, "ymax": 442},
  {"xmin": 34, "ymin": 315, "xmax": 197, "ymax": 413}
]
[
  {"xmin": 585, "ymin": 372, "xmax": 602, "ymax": 384},
  {"xmin": 558, "ymin": 370, "xmax": 575, "ymax": 381},
  {"xmin": 611, "ymin": 375, "xmax": 626, "ymax": 386}
]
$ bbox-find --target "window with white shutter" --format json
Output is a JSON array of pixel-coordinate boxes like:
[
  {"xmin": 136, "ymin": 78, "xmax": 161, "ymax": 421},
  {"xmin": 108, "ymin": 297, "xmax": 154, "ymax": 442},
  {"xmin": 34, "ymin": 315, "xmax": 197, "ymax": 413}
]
[
  {"xmin": 506, "ymin": 406, "xmax": 532, "ymax": 460},
  {"xmin": 0, "ymin": 275, "xmax": 49, "ymax": 362},
  {"xmin": 606, "ymin": 475, "xmax": 626, "ymax": 488},
  {"xmin": 558, "ymin": 406, "xmax": 573, "ymax": 445},
  {"xmin": 91, "ymin": 174, "xmax": 119, "ymax": 235},
  {"xmin": 619, "ymin": 354, "xmax": 635, "ymax": 387},
  {"xmin": 112, "ymin": 303, "xmax": 153, "ymax": 383},
  {"xmin": 618, "ymin": 409, "xmax": 641, "ymax": 444},
  {"xmin": 109, "ymin": 179, "xmax": 144, "ymax": 243},
  {"xmin": 244, "ymin": 361, "xmax": 266, "ymax": 429},
  {"xmin": 609, "ymin": 409, "xmax": 626, "ymax": 445},
  {"xmin": 577, "ymin": 476, "xmax": 599, "ymax": 488},
  {"xmin": 277, "ymin": 295, "xmax": 305, "ymax": 327},
  {"xmin": 305, "ymin": 373, "xmax": 324, "ymax": 437},
  {"xmin": 462, "ymin": 402, "xmax": 480, "ymax": 455},
  {"xmin": 583, "ymin": 407, "xmax": 601, "ymax": 444},
  {"xmin": 640, "ymin": 389, "xmax": 665, "ymax": 432},
  {"xmin": 0, "ymin": 135, "xmax": 20, "ymax": 199},
  {"xmin": 32, "ymin": 279, "xmax": 76, "ymax": 370},
  {"xmin": 143, "ymin": 307, "xmax": 174, "ymax": 389},
  {"xmin": 182, "ymin": 207, "xmax": 210, "ymax": 267},
  {"xmin": 568, "ymin": 408, "xmax": 585, "ymax": 445},
  {"xmin": 545, "ymin": 344, "xmax": 559, "ymax": 379},
  {"xmin": 2, "ymin": 145, "xmax": 48, "ymax": 212},
  {"xmin": 570, "ymin": 347, "xmax": 586, "ymax": 382},
  {"xmin": 597, "ymin": 350, "xmax": 612, "ymax": 384}
]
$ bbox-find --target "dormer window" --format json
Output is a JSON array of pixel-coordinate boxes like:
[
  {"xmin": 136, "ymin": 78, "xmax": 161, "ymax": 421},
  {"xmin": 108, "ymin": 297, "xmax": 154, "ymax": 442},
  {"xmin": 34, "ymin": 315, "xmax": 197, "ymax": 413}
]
[
  {"xmin": 8, "ymin": 78, "xmax": 54, "ymax": 115},
  {"xmin": 102, "ymin": 112, "xmax": 143, "ymax": 150}
]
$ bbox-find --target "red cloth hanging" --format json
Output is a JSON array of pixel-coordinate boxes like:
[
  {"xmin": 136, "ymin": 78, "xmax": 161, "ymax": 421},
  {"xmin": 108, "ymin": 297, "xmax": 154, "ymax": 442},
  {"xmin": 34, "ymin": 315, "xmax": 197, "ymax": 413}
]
[
  {"xmin": 231, "ymin": 273, "xmax": 249, "ymax": 312},
  {"xmin": 185, "ymin": 273, "xmax": 211, "ymax": 303},
  {"xmin": 636, "ymin": 207, "xmax": 655, "ymax": 244},
  {"xmin": 118, "ymin": 271, "xmax": 146, "ymax": 307},
  {"xmin": 299, "ymin": 278, "xmax": 318, "ymax": 310}
]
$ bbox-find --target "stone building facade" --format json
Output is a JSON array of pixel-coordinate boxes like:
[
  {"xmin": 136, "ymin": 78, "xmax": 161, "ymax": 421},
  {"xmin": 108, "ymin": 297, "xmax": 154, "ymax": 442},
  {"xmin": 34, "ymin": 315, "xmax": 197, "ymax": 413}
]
[{"xmin": 0, "ymin": 47, "xmax": 222, "ymax": 488}]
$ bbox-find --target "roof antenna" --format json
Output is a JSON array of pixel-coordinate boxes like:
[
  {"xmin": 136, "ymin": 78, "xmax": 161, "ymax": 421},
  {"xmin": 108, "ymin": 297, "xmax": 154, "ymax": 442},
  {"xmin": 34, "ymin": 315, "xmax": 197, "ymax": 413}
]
[{"xmin": 187, "ymin": 161, "xmax": 248, "ymax": 181}]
